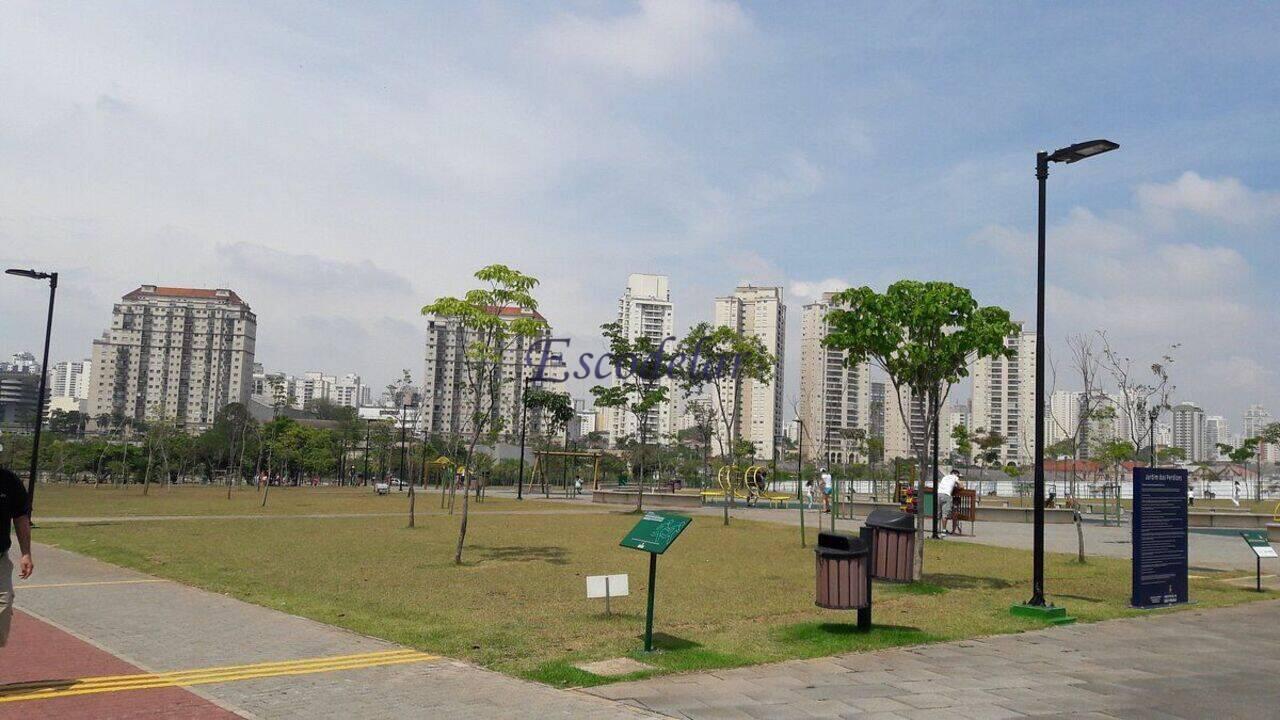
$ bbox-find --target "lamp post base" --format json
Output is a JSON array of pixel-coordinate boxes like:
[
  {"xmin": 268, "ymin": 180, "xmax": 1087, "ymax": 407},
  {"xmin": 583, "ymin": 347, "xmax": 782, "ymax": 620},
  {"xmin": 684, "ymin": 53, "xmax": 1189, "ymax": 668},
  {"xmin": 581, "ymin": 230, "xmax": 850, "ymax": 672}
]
[{"xmin": 1009, "ymin": 603, "xmax": 1075, "ymax": 625}]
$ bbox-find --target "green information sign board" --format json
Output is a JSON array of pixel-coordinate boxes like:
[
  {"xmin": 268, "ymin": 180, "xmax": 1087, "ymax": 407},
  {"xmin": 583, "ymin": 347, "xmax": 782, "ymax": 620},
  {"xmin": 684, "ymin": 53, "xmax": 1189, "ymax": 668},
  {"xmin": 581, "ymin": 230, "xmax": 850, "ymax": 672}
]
[
  {"xmin": 1241, "ymin": 531, "xmax": 1277, "ymax": 592},
  {"xmin": 620, "ymin": 511, "xmax": 692, "ymax": 554},
  {"xmin": 618, "ymin": 511, "xmax": 692, "ymax": 652}
]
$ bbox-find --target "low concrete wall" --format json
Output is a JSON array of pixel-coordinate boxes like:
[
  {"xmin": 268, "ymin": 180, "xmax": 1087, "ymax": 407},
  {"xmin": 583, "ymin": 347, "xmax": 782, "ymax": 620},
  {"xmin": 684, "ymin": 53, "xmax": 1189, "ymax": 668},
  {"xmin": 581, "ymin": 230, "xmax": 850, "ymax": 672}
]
[
  {"xmin": 1268, "ymin": 523, "xmax": 1280, "ymax": 543},
  {"xmin": 591, "ymin": 489, "xmax": 702, "ymax": 509},
  {"xmin": 1187, "ymin": 511, "xmax": 1274, "ymax": 529},
  {"xmin": 845, "ymin": 500, "xmax": 1075, "ymax": 524}
]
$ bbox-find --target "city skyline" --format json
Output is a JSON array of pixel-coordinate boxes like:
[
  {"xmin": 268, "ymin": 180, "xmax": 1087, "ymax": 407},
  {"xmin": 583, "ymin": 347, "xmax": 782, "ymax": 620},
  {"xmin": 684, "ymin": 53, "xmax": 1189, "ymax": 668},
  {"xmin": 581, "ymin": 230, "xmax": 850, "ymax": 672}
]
[{"xmin": 3, "ymin": 2, "xmax": 1279, "ymax": 427}]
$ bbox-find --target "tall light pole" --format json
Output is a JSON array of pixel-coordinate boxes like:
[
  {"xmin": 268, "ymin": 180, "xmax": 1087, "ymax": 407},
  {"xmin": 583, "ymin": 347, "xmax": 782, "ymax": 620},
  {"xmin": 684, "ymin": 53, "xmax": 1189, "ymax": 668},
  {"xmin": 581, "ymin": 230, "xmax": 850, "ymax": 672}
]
[
  {"xmin": 6, "ymin": 268, "xmax": 58, "ymax": 507},
  {"xmin": 1021, "ymin": 140, "xmax": 1118, "ymax": 614}
]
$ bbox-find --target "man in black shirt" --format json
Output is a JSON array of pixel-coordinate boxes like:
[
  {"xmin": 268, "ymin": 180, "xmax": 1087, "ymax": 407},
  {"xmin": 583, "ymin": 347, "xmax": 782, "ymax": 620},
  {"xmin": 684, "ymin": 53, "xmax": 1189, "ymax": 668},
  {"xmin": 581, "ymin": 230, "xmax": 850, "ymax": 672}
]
[{"xmin": 1, "ymin": 466, "xmax": 34, "ymax": 647}]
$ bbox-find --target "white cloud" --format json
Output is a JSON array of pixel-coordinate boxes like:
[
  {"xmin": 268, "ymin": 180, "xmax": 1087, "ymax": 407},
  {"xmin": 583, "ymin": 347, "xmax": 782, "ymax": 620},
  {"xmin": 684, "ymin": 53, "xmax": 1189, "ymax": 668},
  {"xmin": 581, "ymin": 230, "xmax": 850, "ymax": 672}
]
[
  {"xmin": 789, "ymin": 278, "xmax": 851, "ymax": 302},
  {"xmin": 1137, "ymin": 171, "xmax": 1280, "ymax": 225},
  {"xmin": 536, "ymin": 0, "xmax": 750, "ymax": 80}
]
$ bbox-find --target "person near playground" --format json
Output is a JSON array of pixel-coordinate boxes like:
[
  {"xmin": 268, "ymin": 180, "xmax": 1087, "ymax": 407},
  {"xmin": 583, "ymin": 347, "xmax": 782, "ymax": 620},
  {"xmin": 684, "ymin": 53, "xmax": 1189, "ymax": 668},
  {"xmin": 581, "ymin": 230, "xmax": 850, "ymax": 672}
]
[
  {"xmin": 1, "ymin": 465, "xmax": 35, "ymax": 648},
  {"xmin": 804, "ymin": 479, "xmax": 817, "ymax": 509},
  {"xmin": 820, "ymin": 469, "xmax": 833, "ymax": 513},
  {"xmin": 937, "ymin": 468, "xmax": 960, "ymax": 535}
]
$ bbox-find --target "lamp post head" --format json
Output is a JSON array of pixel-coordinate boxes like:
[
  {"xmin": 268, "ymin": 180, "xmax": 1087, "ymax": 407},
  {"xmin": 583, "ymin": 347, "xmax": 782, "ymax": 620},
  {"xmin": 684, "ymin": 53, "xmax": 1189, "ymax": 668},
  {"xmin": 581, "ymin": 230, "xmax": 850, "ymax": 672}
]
[
  {"xmin": 6, "ymin": 268, "xmax": 52, "ymax": 280},
  {"xmin": 1047, "ymin": 139, "xmax": 1119, "ymax": 164}
]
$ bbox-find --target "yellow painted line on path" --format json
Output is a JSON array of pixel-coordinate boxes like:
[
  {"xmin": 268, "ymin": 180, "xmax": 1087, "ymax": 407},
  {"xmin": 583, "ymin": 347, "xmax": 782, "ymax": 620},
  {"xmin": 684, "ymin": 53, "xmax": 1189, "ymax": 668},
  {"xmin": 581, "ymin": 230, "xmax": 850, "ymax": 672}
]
[
  {"xmin": 16, "ymin": 579, "xmax": 169, "ymax": 590},
  {"xmin": 0, "ymin": 649, "xmax": 438, "ymax": 703}
]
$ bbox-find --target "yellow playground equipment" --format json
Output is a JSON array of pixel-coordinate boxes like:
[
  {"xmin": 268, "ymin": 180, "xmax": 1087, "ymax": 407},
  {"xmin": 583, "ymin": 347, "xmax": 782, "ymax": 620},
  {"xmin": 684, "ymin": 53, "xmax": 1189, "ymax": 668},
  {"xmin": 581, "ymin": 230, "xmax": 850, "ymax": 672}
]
[{"xmin": 701, "ymin": 466, "xmax": 791, "ymax": 507}]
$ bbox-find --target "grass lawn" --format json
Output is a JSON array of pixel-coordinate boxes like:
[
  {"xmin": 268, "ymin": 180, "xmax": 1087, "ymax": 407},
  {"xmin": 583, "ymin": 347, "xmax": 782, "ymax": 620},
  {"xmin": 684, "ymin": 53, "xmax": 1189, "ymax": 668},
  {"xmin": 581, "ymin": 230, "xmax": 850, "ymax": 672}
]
[
  {"xmin": 34, "ymin": 483, "xmax": 564, "ymax": 518},
  {"xmin": 36, "ymin": 503, "xmax": 1277, "ymax": 688}
]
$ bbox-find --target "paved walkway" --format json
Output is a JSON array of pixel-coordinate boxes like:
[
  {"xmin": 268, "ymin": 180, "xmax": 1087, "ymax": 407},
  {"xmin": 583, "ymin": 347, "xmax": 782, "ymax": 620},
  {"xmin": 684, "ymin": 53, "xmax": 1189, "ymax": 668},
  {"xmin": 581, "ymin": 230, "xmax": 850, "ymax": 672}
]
[
  {"xmin": 587, "ymin": 599, "xmax": 1280, "ymax": 719},
  {"xmin": 0, "ymin": 544, "xmax": 651, "ymax": 719},
  {"xmin": 487, "ymin": 491, "xmax": 1265, "ymax": 572}
]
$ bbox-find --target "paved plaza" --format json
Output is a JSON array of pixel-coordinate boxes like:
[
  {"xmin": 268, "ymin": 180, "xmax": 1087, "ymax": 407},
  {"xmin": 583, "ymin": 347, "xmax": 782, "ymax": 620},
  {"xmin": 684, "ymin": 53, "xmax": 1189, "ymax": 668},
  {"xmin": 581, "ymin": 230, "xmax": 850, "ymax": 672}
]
[{"xmin": 588, "ymin": 599, "xmax": 1280, "ymax": 719}]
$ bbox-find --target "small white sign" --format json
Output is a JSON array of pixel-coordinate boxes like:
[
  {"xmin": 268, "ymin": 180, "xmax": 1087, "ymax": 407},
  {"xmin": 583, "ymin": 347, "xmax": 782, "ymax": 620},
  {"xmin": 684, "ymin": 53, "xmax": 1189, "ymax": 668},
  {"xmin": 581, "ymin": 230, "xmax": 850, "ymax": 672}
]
[
  {"xmin": 586, "ymin": 574, "xmax": 629, "ymax": 599},
  {"xmin": 1253, "ymin": 546, "xmax": 1278, "ymax": 559}
]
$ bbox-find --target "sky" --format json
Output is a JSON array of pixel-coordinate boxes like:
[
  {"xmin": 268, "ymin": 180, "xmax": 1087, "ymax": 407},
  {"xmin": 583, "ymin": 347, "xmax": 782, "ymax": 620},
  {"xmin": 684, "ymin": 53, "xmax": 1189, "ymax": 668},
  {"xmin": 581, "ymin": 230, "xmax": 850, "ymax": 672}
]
[{"xmin": 2, "ymin": 1, "xmax": 1279, "ymax": 433}]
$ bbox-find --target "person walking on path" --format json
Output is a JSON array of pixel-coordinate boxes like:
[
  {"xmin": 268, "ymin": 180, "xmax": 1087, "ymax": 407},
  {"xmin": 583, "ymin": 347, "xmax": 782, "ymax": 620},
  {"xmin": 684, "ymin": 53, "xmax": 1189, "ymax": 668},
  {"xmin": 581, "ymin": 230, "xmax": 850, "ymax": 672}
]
[
  {"xmin": 1, "ymin": 465, "xmax": 34, "ymax": 647},
  {"xmin": 820, "ymin": 469, "xmax": 833, "ymax": 513}
]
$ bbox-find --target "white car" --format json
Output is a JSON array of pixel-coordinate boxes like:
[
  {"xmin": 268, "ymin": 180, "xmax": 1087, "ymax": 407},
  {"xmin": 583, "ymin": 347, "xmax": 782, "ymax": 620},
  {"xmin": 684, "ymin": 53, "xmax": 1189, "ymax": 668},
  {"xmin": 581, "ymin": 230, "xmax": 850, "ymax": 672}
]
[{"xmin": 374, "ymin": 482, "xmax": 391, "ymax": 495}]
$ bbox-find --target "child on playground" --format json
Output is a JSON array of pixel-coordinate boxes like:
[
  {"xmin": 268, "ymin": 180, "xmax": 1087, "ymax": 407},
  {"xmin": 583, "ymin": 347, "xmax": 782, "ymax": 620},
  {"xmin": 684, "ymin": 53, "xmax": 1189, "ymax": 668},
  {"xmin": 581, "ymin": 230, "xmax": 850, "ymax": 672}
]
[{"xmin": 804, "ymin": 479, "xmax": 817, "ymax": 509}]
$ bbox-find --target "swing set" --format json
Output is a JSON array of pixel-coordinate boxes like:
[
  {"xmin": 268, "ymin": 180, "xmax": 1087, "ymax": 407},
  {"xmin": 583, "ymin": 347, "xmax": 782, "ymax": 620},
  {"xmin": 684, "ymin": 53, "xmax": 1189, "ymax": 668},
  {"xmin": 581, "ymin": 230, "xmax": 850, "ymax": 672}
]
[{"xmin": 529, "ymin": 449, "xmax": 604, "ymax": 497}]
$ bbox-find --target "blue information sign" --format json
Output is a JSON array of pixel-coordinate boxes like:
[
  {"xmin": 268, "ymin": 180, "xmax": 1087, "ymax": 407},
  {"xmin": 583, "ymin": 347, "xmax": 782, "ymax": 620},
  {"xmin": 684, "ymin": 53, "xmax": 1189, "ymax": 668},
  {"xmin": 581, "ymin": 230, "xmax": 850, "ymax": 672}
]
[{"xmin": 1131, "ymin": 467, "xmax": 1189, "ymax": 608}]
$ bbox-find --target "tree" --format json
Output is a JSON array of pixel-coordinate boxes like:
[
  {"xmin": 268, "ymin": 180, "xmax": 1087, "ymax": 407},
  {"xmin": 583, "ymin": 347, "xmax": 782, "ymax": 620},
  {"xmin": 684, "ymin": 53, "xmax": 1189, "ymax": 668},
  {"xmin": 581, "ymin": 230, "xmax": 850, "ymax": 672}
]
[
  {"xmin": 422, "ymin": 264, "xmax": 547, "ymax": 565},
  {"xmin": 673, "ymin": 322, "xmax": 776, "ymax": 526},
  {"xmin": 523, "ymin": 388, "xmax": 576, "ymax": 496},
  {"xmin": 823, "ymin": 280, "xmax": 1017, "ymax": 580},
  {"xmin": 1099, "ymin": 332, "xmax": 1177, "ymax": 458},
  {"xmin": 591, "ymin": 320, "xmax": 675, "ymax": 512}
]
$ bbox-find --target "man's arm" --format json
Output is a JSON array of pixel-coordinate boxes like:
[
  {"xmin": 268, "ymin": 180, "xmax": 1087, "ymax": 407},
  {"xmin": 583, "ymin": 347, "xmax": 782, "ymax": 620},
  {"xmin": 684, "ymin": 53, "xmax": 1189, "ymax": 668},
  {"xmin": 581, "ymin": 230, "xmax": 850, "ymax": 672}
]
[{"xmin": 15, "ymin": 515, "xmax": 32, "ymax": 579}]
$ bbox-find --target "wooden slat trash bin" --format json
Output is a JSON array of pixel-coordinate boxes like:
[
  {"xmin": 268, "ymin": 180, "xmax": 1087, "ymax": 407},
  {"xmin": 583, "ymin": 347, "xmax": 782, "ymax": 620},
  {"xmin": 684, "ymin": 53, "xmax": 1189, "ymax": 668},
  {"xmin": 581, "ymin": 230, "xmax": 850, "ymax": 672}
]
[
  {"xmin": 815, "ymin": 531, "xmax": 872, "ymax": 630},
  {"xmin": 865, "ymin": 508, "xmax": 916, "ymax": 582}
]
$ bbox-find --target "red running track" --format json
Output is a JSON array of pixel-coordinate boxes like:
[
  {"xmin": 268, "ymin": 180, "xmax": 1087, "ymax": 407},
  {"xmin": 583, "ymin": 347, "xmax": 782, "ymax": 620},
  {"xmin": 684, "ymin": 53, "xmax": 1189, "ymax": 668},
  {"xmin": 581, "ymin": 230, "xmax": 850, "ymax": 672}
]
[{"xmin": 0, "ymin": 610, "xmax": 241, "ymax": 719}]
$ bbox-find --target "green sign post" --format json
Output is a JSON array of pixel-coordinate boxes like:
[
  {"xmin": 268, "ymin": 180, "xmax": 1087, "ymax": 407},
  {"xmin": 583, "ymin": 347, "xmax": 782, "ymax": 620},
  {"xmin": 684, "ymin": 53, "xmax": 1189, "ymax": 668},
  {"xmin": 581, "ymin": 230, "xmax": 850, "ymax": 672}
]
[
  {"xmin": 620, "ymin": 511, "xmax": 692, "ymax": 651},
  {"xmin": 1241, "ymin": 531, "xmax": 1277, "ymax": 592}
]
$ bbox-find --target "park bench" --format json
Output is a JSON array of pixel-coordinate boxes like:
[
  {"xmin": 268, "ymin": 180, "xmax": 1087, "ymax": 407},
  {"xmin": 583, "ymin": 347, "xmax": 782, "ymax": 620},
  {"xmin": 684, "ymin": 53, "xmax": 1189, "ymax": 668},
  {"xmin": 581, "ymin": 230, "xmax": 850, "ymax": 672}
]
[{"xmin": 952, "ymin": 487, "xmax": 977, "ymax": 535}]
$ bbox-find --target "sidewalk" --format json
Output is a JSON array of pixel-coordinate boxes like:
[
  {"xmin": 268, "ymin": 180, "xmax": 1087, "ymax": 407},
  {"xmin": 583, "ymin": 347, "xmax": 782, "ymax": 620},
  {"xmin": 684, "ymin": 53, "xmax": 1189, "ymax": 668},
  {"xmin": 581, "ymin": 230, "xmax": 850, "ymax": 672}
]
[
  {"xmin": 0, "ymin": 544, "xmax": 652, "ymax": 719},
  {"xmin": 588, "ymin": 598, "xmax": 1280, "ymax": 719}
]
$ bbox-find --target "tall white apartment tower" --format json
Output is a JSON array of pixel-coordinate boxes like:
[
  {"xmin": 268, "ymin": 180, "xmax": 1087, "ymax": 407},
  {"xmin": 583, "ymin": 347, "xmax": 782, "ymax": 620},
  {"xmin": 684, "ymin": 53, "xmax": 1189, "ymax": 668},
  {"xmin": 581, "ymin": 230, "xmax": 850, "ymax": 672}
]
[
  {"xmin": 1171, "ymin": 401, "xmax": 1206, "ymax": 462},
  {"xmin": 713, "ymin": 286, "xmax": 786, "ymax": 458},
  {"xmin": 609, "ymin": 274, "xmax": 676, "ymax": 446},
  {"xmin": 970, "ymin": 323, "xmax": 1036, "ymax": 465},
  {"xmin": 1242, "ymin": 404, "xmax": 1275, "ymax": 462},
  {"xmin": 798, "ymin": 293, "xmax": 871, "ymax": 466},
  {"xmin": 422, "ymin": 306, "xmax": 563, "ymax": 439},
  {"xmin": 1045, "ymin": 390, "xmax": 1083, "ymax": 448},
  {"xmin": 50, "ymin": 360, "xmax": 92, "ymax": 400},
  {"xmin": 1204, "ymin": 415, "xmax": 1228, "ymax": 460},
  {"xmin": 89, "ymin": 286, "xmax": 256, "ymax": 431}
]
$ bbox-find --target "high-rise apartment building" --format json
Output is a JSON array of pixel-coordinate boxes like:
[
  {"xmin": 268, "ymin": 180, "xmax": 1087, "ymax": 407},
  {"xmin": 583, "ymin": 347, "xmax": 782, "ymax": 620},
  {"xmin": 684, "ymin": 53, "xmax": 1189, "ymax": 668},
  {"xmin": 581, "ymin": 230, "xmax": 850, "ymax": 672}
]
[
  {"xmin": 1204, "ymin": 415, "xmax": 1228, "ymax": 460},
  {"xmin": 882, "ymin": 384, "xmax": 928, "ymax": 462},
  {"xmin": 422, "ymin": 306, "xmax": 563, "ymax": 439},
  {"xmin": 1242, "ymin": 404, "xmax": 1275, "ymax": 462},
  {"xmin": 50, "ymin": 360, "xmax": 92, "ymax": 401},
  {"xmin": 89, "ymin": 285, "xmax": 256, "ymax": 431},
  {"xmin": 1045, "ymin": 390, "xmax": 1083, "ymax": 447},
  {"xmin": 970, "ymin": 323, "xmax": 1036, "ymax": 465},
  {"xmin": 869, "ymin": 381, "xmax": 886, "ymax": 446},
  {"xmin": 798, "ymin": 294, "xmax": 871, "ymax": 466},
  {"xmin": 1171, "ymin": 401, "xmax": 1206, "ymax": 462},
  {"xmin": 713, "ymin": 285, "xmax": 786, "ymax": 458},
  {"xmin": 608, "ymin": 274, "xmax": 676, "ymax": 446}
]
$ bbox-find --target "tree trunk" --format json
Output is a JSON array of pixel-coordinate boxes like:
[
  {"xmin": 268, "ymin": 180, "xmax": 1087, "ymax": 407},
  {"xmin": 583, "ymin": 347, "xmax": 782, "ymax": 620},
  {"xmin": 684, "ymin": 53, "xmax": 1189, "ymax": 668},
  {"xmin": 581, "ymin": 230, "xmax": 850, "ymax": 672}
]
[
  {"xmin": 142, "ymin": 440, "xmax": 153, "ymax": 496},
  {"xmin": 1075, "ymin": 510, "xmax": 1086, "ymax": 563},
  {"xmin": 408, "ymin": 484, "xmax": 416, "ymax": 528}
]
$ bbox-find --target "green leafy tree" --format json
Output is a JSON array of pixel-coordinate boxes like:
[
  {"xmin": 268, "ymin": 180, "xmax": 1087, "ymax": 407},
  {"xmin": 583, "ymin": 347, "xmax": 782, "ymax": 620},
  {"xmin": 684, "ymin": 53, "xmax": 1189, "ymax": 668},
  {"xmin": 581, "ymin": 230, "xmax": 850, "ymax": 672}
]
[
  {"xmin": 673, "ymin": 322, "xmax": 776, "ymax": 526},
  {"xmin": 591, "ymin": 320, "xmax": 676, "ymax": 512},
  {"xmin": 423, "ymin": 264, "xmax": 547, "ymax": 564},
  {"xmin": 822, "ymin": 280, "xmax": 1017, "ymax": 580}
]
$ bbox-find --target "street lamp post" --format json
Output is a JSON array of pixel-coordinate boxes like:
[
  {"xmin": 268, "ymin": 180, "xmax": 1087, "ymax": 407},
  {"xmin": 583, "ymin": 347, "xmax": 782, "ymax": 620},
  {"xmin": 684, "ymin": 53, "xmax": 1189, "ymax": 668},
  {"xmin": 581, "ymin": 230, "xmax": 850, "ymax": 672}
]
[
  {"xmin": 6, "ymin": 268, "xmax": 58, "ymax": 507},
  {"xmin": 517, "ymin": 376, "xmax": 531, "ymax": 500},
  {"xmin": 1021, "ymin": 140, "xmax": 1118, "ymax": 614}
]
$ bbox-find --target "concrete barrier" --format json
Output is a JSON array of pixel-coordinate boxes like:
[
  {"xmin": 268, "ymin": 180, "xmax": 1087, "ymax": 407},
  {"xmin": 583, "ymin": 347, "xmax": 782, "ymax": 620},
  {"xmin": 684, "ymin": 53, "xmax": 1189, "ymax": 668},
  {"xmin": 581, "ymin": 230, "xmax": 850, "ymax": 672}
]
[
  {"xmin": 1268, "ymin": 523, "xmax": 1280, "ymax": 543},
  {"xmin": 591, "ymin": 489, "xmax": 702, "ymax": 509},
  {"xmin": 845, "ymin": 500, "xmax": 1075, "ymax": 524},
  {"xmin": 1187, "ymin": 511, "xmax": 1274, "ymax": 529}
]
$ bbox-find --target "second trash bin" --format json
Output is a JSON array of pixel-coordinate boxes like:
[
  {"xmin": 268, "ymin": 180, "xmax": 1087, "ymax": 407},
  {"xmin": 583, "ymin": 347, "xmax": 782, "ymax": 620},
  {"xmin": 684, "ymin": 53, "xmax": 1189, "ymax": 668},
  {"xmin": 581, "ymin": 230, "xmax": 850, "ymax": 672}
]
[
  {"xmin": 815, "ymin": 531, "xmax": 872, "ymax": 629},
  {"xmin": 865, "ymin": 508, "xmax": 916, "ymax": 582}
]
